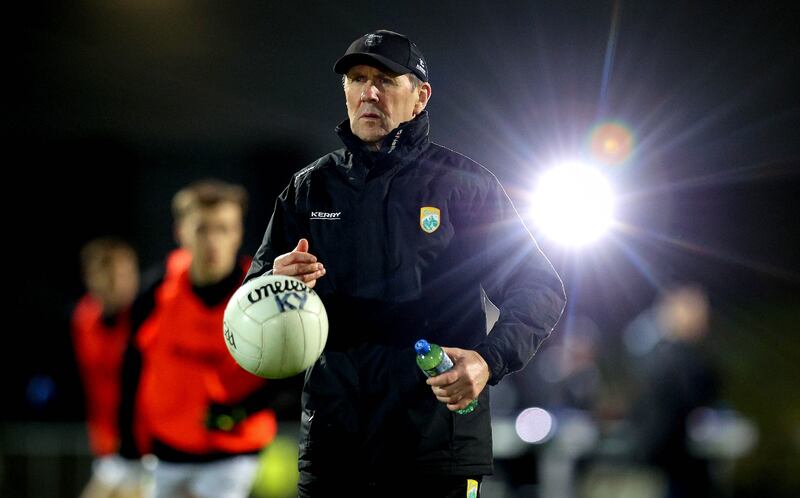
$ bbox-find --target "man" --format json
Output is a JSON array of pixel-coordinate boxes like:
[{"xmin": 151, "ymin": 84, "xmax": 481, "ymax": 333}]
[
  {"xmin": 72, "ymin": 237, "xmax": 148, "ymax": 498},
  {"xmin": 119, "ymin": 180, "xmax": 277, "ymax": 498},
  {"xmin": 630, "ymin": 284, "xmax": 718, "ymax": 498},
  {"xmin": 246, "ymin": 30, "xmax": 566, "ymax": 497}
]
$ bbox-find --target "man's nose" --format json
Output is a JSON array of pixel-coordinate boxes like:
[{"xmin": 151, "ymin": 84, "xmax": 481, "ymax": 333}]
[{"xmin": 360, "ymin": 81, "xmax": 379, "ymax": 102}]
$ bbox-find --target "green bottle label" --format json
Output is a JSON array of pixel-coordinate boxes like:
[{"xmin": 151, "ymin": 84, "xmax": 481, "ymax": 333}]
[
  {"xmin": 422, "ymin": 353, "xmax": 454, "ymax": 378},
  {"xmin": 455, "ymin": 400, "xmax": 477, "ymax": 415}
]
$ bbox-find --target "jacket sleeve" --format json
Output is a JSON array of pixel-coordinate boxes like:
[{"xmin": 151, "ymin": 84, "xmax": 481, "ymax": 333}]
[
  {"xmin": 472, "ymin": 174, "xmax": 566, "ymax": 385},
  {"xmin": 117, "ymin": 267, "xmax": 164, "ymax": 459},
  {"xmin": 245, "ymin": 180, "xmax": 304, "ymax": 284}
]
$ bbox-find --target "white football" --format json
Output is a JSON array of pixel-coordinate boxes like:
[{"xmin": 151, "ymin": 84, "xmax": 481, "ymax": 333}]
[{"xmin": 223, "ymin": 274, "xmax": 328, "ymax": 379}]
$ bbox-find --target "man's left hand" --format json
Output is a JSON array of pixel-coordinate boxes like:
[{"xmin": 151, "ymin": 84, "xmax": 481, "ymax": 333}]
[{"xmin": 426, "ymin": 347, "xmax": 490, "ymax": 412}]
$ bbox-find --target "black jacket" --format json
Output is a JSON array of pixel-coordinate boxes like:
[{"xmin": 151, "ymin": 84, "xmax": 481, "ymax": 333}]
[{"xmin": 246, "ymin": 111, "xmax": 565, "ymax": 476}]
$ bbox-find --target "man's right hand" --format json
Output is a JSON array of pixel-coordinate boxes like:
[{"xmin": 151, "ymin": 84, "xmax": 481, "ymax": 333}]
[{"xmin": 273, "ymin": 238, "xmax": 326, "ymax": 288}]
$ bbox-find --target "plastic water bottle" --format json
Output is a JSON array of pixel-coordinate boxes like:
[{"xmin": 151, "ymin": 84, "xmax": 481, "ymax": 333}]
[{"xmin": 414, "ymin": 339, "xmax": 477, "ymax": 415}]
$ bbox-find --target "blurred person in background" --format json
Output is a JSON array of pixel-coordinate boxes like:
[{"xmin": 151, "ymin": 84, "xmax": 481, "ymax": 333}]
[
  {"xmin": 547, "ymin": 316, "xmax": 602, "ymax": 413},
  {"xmin": 629, "ymin": 283, "xmax": 719, "ymax": 498},
  {"xmin": 490, "ymin": 316, "xmax": 603, "ymax": 498},
  {"xmin": 119, "ymin": 180, "xmax": 279, "ymax": 498},
  {"xmin": 72, "ymin": 237, "xmax": 149, "ymax": 498}
]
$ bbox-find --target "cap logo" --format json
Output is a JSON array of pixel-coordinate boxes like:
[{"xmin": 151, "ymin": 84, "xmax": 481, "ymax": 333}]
[
  {"xmin": 365, "ymin": 34, "xmax": 383, "ymax": 47},
  {"xmin": 416, "ymin": 58, "xmax": 427, "ymax": 77}
]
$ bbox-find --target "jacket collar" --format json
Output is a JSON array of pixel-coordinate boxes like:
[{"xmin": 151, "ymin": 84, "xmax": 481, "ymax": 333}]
[{"xmin": 335, "ymin": 111, "xmax": 430, "ymax": 169}]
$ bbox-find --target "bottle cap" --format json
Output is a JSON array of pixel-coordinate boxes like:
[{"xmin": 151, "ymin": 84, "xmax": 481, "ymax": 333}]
[{"xmin": 414, "ymin": 339, "xmax": 431, "ymax": 355}]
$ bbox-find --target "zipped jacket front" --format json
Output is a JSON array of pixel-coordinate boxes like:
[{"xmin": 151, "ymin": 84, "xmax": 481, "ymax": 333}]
[{"xmin": 247, "ymin": 111, "xmax": 565, "ymax": 475}]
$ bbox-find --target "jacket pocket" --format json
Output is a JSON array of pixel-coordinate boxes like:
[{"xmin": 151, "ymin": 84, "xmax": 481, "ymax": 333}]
[
  {"xmin": 451, "ymin": 389, "xmax": 493, "ymax": 468},
  {"xmin": 298, "ymin": 352, "xmax": 360, "ymax": 472}
]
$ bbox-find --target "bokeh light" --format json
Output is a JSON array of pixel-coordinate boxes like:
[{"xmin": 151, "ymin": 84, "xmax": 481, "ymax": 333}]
[
  {"xmin": 588, "ymin": 121, "xmax": 634, "ymax": 166},
  {"xmin": 251, "ymin": 435, "xmax": 299, "ymax": 498},
  {"xmin": 515, "ymin": 407, "xmax": 555, "ymax": 444},
  {"xmin": 26, "ymin": 375, "xmax": 55, "ymax": 408}
]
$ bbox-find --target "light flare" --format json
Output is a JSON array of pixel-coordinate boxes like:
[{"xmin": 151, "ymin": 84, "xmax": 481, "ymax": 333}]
[{"xmin": 531, "ymin": 163, "xmax": 616, "ymax": 247}]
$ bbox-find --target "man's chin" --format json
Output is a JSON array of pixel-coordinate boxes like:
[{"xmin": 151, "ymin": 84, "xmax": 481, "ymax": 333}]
[
  {"xmin": 352, "ymin": 127, "xmax": 388, "ymax": 145},
  {"xmin": 203, "ymin": 261, "xmax": 228, "ymax": 274}
]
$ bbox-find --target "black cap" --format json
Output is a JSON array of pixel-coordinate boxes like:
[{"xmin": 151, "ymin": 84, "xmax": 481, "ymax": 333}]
[{"xmin": 334, "ymin": 30, "xmax": 429, "ymax": 82}]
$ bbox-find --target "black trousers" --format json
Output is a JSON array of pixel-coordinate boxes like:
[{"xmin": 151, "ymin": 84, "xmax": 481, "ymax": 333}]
[{"xmin": 298, "ymin": 471, "xmax": 482, "ymax": 498}]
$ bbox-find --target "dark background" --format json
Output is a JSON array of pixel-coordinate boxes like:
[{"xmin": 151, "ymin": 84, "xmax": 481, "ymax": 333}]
[{"xmin": 4, "ymin": 0, "xmax": 799, "ymax": 495}]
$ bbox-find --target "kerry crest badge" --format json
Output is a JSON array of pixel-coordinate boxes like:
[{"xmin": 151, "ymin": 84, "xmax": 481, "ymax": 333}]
[{"xmin": 420, "ymin": 206, "xmax": 440, "ymax": 234}]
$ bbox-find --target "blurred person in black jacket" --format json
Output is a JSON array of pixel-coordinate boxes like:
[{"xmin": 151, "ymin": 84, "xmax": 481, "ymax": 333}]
[{"xmin": 630, "ymin": 284, "xmax": 718, "ymax": 498}]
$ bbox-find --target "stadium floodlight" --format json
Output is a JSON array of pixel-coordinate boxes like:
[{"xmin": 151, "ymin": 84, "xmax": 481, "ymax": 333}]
[{"xmin": 530, "ymin": 162, "xmax": 615, "ymax": 247}]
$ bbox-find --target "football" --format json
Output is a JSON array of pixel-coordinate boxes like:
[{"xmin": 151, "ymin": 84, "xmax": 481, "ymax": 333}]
[{"xmin": 223, "ymin": 274, "xmax": 328, "ymax": 378}]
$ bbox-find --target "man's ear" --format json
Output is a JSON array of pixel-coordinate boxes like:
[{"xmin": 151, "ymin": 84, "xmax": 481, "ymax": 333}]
[{"xmin": 413, "ymin": 82, "xmax": 432, "ymax": 116}]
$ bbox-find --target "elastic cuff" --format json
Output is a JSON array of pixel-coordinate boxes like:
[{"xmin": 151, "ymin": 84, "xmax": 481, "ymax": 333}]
[{"xmin": 474, "ymin": 343, "xmax": 506, "ymax": 386}]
